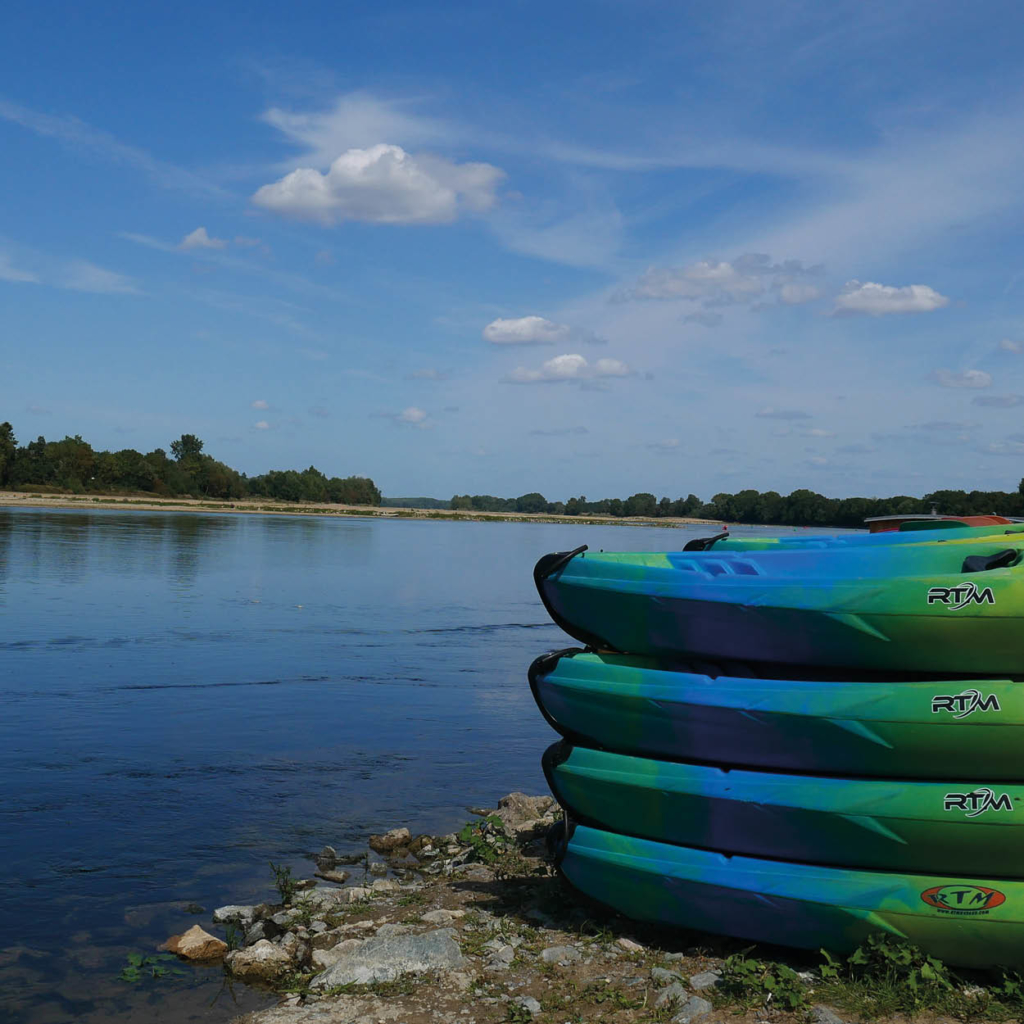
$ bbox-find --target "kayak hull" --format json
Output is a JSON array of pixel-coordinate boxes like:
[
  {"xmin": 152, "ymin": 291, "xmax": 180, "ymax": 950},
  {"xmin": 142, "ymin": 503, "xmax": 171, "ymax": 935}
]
[
  {"xmin": 530, "ymin": 649, "xmax": 1024, "ymax": 780},
  {"xmin": 557, "ymin": 821, "xmax": 1024, "ymax": 967},
  {"xmin": 544, "ymin": 741, "xmax": 1024, "ymax": 876}
]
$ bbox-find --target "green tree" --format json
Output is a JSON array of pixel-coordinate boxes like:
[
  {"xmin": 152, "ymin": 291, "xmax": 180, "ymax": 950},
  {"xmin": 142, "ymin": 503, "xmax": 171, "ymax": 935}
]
[
  {"xmin": 624, "ymin": 492, "xmax": 657, "ymax": 517},
  {"xmin": 515, "ymin": 492, "xmax": 548, "ymax": 514},
  {"xmin": 170, "ymin": 434, "xmax": 204, "ymax": 463},
  {"xmin": 0, "ymin": 422, "xmax": 16, "ymax": 487}
]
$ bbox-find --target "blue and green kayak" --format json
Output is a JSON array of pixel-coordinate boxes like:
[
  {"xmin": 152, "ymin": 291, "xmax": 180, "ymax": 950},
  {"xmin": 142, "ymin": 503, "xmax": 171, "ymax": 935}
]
[
  {"xmin": 534, "ymin": 539, "xmax": 1024, "ymax": 673},
  {"xmin": 557, "ymin": 820, "xmax": 1024, "ymax": 967},
  {"xmin": 545, "ymin": 742, "xmax": 1024, "ymax": 876},
  {"xmin": 530, "ymin": 649, "xmax": 1024, "ymax": 779}
]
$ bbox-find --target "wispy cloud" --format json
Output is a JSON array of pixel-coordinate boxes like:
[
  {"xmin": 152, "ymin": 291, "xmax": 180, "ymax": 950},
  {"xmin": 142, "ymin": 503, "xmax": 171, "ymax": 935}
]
[
  {"xmin": 0, "ymin": 252, "xmax": 39, "ymax": 284},
  {"xmin": 0, "ymin": 96, "xmax": 227, "ymax": 198},
  {"xmin": 63, "ymin": 261, "xmax": 139, "ymax": 294},
  {"xmin": 931, "ymin": 369, "xmax": 991, "ymax": 389}
]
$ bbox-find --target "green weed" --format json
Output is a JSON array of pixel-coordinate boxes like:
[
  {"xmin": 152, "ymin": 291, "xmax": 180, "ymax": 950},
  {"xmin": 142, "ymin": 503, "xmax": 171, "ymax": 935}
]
[{"xmin": 118, "ymin": 952, "xmax": 187, "ymax": 983}]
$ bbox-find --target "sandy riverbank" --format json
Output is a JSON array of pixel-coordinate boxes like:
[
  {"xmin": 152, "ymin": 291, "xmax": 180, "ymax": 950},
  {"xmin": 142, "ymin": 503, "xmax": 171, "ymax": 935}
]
[{"xmin": 0, "ymin": 491, "xmax": 723, "ymax": 528}]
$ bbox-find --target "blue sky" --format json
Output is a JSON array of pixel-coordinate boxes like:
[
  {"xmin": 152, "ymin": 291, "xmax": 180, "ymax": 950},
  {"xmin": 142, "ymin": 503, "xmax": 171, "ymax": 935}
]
[{"xmin": 3, "ymin": 0, "xmax": 1024, "ymax": 500}]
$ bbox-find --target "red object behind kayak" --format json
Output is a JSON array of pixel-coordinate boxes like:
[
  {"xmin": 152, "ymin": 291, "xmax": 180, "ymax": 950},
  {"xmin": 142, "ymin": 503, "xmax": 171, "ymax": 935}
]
[{"xmin": 866, "ymin": 514, "xmax": 1013, "ymax": 533}]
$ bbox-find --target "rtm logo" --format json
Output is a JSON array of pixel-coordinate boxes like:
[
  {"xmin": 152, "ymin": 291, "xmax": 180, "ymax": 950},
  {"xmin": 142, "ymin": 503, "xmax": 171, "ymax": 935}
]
[
  {"xmin": 921, "ymin": 884, "xmax": 1006, "ymax": 914},
  {"xmin": 931, "ymin": 689, "xmax": 1001, "ymax": 718},
  {"xmin": 926, "ymin": 582, "xmax": 995, "ymax": 609},
  {"xmin": 943, "ymin": 787, "xmax": 1014, "ymax": 817}
]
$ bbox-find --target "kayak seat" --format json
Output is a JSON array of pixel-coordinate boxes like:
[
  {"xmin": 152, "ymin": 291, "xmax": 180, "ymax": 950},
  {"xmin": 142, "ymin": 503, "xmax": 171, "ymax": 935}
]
[{"xmin": 962, "ymin": 549, "xmax": 1020, "ymax": 573}]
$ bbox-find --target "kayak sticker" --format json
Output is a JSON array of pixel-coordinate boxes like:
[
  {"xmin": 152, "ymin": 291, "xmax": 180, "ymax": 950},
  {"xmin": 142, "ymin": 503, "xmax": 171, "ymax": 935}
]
[
  {"xmin": 921, "ymin": 884, "xmax": 1006, "ymax": 915},
  {"xmin": 931, "ymin": 689, "xmax": 1001, "ymax": 717},
  {"xmin": 943, "ymin": 787, "xmax": 1014, "ymax": 817},
  {"xmin": 926, "ymin": 582, "xmax": 995, "ymax": 609}
]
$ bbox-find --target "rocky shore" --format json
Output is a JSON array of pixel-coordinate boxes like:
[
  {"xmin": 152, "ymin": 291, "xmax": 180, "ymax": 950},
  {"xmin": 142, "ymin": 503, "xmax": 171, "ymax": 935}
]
[{"xmin": 155, "ymin": 794, "xmax": 1009, "ymax": 1024}]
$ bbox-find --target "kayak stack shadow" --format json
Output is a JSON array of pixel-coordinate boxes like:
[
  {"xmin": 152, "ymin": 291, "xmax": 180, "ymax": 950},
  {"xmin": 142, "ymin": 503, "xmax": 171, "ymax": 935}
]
[{"xmin": 529, "ymin": 523, "xmax": 1024, "ymax": 967}]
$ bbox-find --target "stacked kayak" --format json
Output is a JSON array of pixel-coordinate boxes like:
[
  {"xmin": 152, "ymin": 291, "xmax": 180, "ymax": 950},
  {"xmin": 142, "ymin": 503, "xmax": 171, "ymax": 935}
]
[{"xmin": 530, "ymin": 521, "xmax": 1024, "ymax": 967}]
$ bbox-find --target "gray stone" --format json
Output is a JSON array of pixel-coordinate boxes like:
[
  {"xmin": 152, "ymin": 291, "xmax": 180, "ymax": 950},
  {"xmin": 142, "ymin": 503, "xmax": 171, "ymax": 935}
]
[
  {"xmin": 496, "ymin": 793, "xmax": 554, "ymax": 828},
  {"xmin": 651, "ymin": 966, "xmax": 685, "ymax": 986},
  {"xmin": 368, "ymin": 828, "xmax": 411, "ymax": 853},
  {"xmin": 312, "ymin": 938, "xmax": 364, "ymax": 969},
  {"xmin": 672, "ymin": 995, "xmax": 713, "ymax": 1024},
  {"xmin": 375, "ymin": 923, "xmax": 411, "ymax": 937},
  {"xmin": 314, "ymin": 869, "xmax": 350, "ymax": 884},
  {"xmin": 655, "ymin": 982, "xmax": 688, "ymax": 1009},
  {"xmin": 421, "ymin": 908, "xmax": 465, "ymax": 924},
  {"xmin": 271, "ymin": 911, "xmax": 296, "ymax": 928},
  {"xmin": 317, "ymin": 845, "xmax": 338, "ymax": 866},
  {"xmin": 540, "ymin": 945, "xmax": 581, "ymax": 964},
  {"xmin": 309, "ymin": 927, "xmax": 465, "ymax": 989},
  {"xmin": 369, "ymin": 861, "xmax": 388, "ymax": 876},
  {"xmin": 513, "ymin": 995, "xmax": 542, "ymax": 1015},
  {"xmin": 371, "ymin": 878, "xmax": 400, "ymax": 893},
  {"xmin": 243, "ymin": 920, "xmax": 277, "ymax": 946},
  {"xmin": 212, "ymin": 904, "xmax": 259, "ymax": 927},
  {"xmin": 309, "ymin": 920, "xmax": 328, "ymax": 934},
  {"xmin": 225, "ymin": 939, "xmax": 294, "ymax": 982},
  {"xmin": 689, "ymin": 970, "xmax": 721, "ymax": 990},
  {"xmin": 812, "ymin": 1006, "xmax": 846, "ymax": 1024}
]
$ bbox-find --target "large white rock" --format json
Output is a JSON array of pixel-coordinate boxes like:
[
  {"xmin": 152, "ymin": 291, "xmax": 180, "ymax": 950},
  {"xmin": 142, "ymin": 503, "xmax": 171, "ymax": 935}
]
[
  {"xmin": 310, "ymin": 927, "xmax": 465, "ymax": 989},
  {"xmin": 226, "ymin": 939, "xmax": 294, "ymax": 982}
]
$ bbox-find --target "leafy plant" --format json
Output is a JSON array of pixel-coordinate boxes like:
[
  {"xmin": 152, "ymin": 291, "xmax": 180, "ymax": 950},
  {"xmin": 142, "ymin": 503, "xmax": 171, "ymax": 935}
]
[
  {"xmin": 118, "ymin": 952, "xmax": 187, "ymax": 983},
  {"xmin": 224, "ymin": 922, "xmax": 244, "ymax": 951},
  {"xmin": 719, "ymin": 948, "xmax": 808, "ymax": 1011},
  {"xmin": 270, "ymin": 860, "xmax": 299, "ymax": 904},
  {"xmin": 456, "ymin": 815, "xmax": 510, "ymax": 864}
]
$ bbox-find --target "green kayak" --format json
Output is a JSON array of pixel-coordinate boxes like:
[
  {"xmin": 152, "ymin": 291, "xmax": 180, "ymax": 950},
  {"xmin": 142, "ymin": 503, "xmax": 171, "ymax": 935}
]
[
  {"xmin": 545, "ymin": 741, "xmax": 1024, "ymax": 876},
  {"xmin": 535, "ymin": 537, "xmax": 1024, "ymax": 673},
  {"xmin": 530, "ymin": 649, "xmax": 1024, "ymax": 780},
  {"xmin": 557, "ymin": 821, "xmax": 1024, "ymax": 967}
]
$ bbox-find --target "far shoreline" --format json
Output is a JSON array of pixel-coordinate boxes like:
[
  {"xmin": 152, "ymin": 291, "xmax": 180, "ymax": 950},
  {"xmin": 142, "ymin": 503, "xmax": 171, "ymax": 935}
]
[{"xmin": 0, "ymin": 490, "xmax": 729, "ymax": 529}]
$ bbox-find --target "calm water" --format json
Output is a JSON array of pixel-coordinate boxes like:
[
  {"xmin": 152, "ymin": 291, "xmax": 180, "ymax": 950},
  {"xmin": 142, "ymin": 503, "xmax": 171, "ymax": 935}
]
[{"xmin": 0, "ymin": 507, "xmax": 804, "ymax": 1022}]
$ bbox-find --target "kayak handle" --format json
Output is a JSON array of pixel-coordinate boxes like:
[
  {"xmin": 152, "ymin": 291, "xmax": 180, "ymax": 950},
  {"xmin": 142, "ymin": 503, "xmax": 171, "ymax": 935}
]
[
  {"xmin": 535, "ymin": 544, "xmax": 588, "ymax": 580},
  {"xmin": 683, "ymin": 532, "xmax": 729, "ymax": 551}
]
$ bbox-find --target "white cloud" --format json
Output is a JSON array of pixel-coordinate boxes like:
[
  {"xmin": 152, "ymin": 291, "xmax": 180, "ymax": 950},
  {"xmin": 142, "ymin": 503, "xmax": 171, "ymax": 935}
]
[
  {"xmin": 254, "ymin": 420, "xmax": 270, "ymax": 430},
  {"xmin": 252, "ymin": 143, "xmax": 504, "ymax": 226},
  {"xmin": 409, "ymin": 368, "xmax": 447, "ymax": 380},
  {"xmin": 833, "ymin": 280, "xmax": 949, "ymax": 316},
  {"xmin": 1000, "ymin": 339, "xmax": 1023, "ymax": 353},
  {"xmin": 398, "ymin": 406, "xmax": 428, "ymax": 424},
  {"xmin": 755, "ymin": 407, "xmax": 812, "ymax": 420},
  {"xmin": 251, "ymin": 399, "xmax": 269, "ymax": 410},
  {"xmin": 180, "ymin": 226, "xmax": 227, "ymax": 250},
  {"xmin": 802, "ymin": 427, "xmax": 835, "ymax": 437},
  {"xmin": 647, "ymin": 438, "xmax": 680, "ymax": 450},
  {"xmin": 932, "ymin": 369, "xmax": 992, "ymax": 389},
  {"xmin": 0, "ymin": 253, "xmax": 39, "ymax": 283},
  {"xmin": 63, "ymin": 261, "xmax": 138, "ymax": 294},
  {"xmin": 234, "ymin": 236, "xmax": 262, "ymax": 248},
  {"xmin": 974, "ymin": 394, "xmax": 1024, "ymax": 407},
  {"xmin": 484, "ymin": 316, "xmax": 571, "ymax": 345},
  {"xmin": 507, "ymin": 353, "xmax": 631, "ymax": 384}
]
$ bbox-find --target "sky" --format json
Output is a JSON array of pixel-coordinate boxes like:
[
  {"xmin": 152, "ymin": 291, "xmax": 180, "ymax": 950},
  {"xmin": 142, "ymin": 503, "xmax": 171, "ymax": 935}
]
[{"xmin": 3, "ymin": 0, "xmax": 1024, "ymax": 501}]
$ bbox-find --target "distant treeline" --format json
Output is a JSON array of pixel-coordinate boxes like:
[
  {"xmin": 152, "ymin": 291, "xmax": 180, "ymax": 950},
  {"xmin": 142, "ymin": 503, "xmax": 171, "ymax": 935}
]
[
  {"xmin": 450, "ymin": 487, "xmax": 1024, "ymax": 527},
  {"xmin": 381, "ymin": 496, "xmax": 451, "ymax": 509},
  {"xmin": 0, "ymin": 423, "xmax": 381, "ymax": 505}
]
